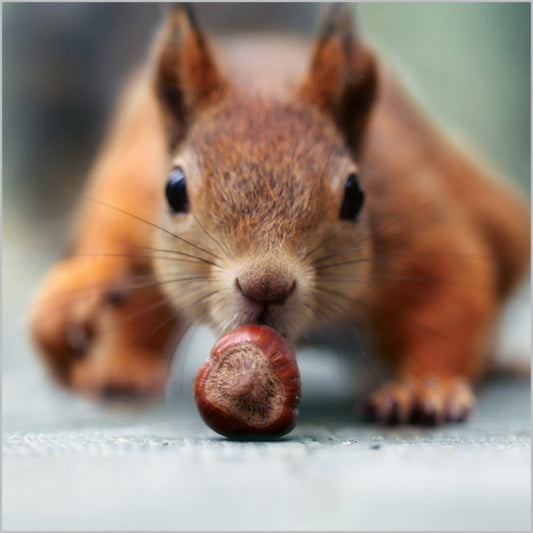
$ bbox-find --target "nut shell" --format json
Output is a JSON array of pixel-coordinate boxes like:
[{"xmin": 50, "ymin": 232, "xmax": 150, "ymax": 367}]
[{"xmin": 194, "ymin": 325, "xmax": 301, "ymax": 438}]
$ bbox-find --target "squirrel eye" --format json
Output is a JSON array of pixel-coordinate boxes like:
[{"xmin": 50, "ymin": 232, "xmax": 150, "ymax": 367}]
[
  {"xmin": 166, "ymin": 167, "xmax": 189, "ymax": 214},
  {"xmin": 339, "ymin": 173, "xmax": 364, "ymax": 221}
]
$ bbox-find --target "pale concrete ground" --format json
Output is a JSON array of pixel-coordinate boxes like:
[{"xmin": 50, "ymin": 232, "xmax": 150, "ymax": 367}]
[
  {"xmin": 2, "ymin": 374, "xmax": 531, "ymax": 531},
  {"xmin": 2, "ymin": 233, "xmax": 531, "ymax": 530}
]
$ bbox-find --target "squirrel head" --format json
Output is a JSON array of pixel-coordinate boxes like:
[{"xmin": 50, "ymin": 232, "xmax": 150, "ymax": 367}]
[{"xmin": 152, "ymin": 4, "xmax": 377, "ymax": 341}]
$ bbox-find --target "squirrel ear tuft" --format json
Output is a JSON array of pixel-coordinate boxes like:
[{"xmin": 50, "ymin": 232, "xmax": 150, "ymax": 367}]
[
  {"xmin": 300, "ymin": 3, "xmax": 377, "ymax": 151},
  {"xmin": 153, "ymin": 4, "xmax": 223, "ymax": 147}
]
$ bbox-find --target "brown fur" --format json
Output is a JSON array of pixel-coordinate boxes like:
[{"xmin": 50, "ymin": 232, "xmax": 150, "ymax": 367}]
[{"xmin": 30, "ymin": 5, "xmax": 529, "ymax": 424}]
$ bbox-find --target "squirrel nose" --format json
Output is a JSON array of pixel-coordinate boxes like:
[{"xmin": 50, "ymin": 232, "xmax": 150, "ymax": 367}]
[{"xmin": 236, "ymin": 269, "xmax": 296, "ymax": 305}]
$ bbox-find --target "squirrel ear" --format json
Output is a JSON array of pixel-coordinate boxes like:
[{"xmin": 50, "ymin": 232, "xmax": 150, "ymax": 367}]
[
  {"xmin": 153, "ymin": 4, "xmax": 223, "ymax": 146},
  {"xmin": 300, "ymin": 4, "xmax": 377, "ymax": 150}
]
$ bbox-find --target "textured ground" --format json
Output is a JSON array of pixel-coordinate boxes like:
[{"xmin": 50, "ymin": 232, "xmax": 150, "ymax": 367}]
[{"xmin": 3, "ymin": 323, "xmax": 530, "ymax": 531}]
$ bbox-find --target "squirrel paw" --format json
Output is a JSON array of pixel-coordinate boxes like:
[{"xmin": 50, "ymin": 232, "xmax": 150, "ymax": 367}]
[
  {"xmin": 30, "ymin": 257, "xmax": 177, "ymax": 401},
  {"xmin": 360, "ymin": 377, "xmax": 475, "ymax": 426}
]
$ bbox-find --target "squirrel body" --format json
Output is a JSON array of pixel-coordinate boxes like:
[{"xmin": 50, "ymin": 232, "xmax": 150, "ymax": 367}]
[{"xmin": 31, "ymin": 6, "xmax": 530, "ymax": 424}]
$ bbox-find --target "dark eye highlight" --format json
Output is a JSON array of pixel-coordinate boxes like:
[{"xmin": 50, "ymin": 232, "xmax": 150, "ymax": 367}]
[
  {"xmin": 339, "ymin": 173, "xmax": 364, "ymax": 222},
  {"xmin": 166, "ymin": 166, "xmax": 189, "ymax": 214}
]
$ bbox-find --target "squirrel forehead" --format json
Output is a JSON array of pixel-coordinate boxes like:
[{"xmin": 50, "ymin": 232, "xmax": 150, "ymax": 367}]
[
  {"xmin": 175, "ymin": 96, "xmax": 351, "ymax": 238},
  {"xmin": 186, "ymin": 95, "xmax": 352, "ymax": 181}
]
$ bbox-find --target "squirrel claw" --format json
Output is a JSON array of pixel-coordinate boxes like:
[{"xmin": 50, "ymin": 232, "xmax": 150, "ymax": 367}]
[{"xmin": 360, "ymin": 378, "xmax": 474, "ymax": 426}]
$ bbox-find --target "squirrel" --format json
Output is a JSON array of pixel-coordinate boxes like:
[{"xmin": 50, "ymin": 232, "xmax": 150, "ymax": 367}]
[{"xmin": 30, "ymin": 4, "xmax": 530, "ymax": 425}]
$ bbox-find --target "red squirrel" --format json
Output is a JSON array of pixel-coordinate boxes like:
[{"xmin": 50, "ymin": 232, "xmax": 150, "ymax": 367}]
[{"xmin": 30, "ymin": 5, "xmax": 530, "ymax": 425}]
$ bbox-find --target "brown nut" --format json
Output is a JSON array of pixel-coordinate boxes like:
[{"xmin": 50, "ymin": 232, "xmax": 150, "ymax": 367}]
[{"xmin": 193, "ymin": 324, "xmax": 301, "ymax": 438}]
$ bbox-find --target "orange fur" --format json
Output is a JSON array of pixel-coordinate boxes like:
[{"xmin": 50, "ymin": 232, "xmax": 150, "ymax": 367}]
[{"xmin": 30, "ymin": 6, "xmax": 529, "ymax": 423}]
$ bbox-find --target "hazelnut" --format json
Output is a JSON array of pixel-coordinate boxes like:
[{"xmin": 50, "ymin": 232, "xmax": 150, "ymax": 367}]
[{"xmin": 194, "ymin": 325, "xmax": 301, "ymax": 438}]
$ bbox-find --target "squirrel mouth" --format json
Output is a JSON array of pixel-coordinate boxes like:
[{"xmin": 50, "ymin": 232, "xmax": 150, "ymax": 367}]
[
  {"xmin": 255, "ymin": 305, "xmax": 269, "ymax": 326},
  {"xmin": 250, "ymin": 305, "xmax": 289, "ymax": 339}
]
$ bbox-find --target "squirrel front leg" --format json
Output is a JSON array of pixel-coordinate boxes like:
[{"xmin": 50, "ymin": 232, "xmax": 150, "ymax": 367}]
[
  {"xmin": 30, "ymin": 68, "xmax": 185, "ymax": 400},
  {"xmin": 360, "ymin": 241, "xmax": 497, "ymax": 425},
  {"xmin": 31, "ymin": 255, "xmax": 182, "ymax": 399}
]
